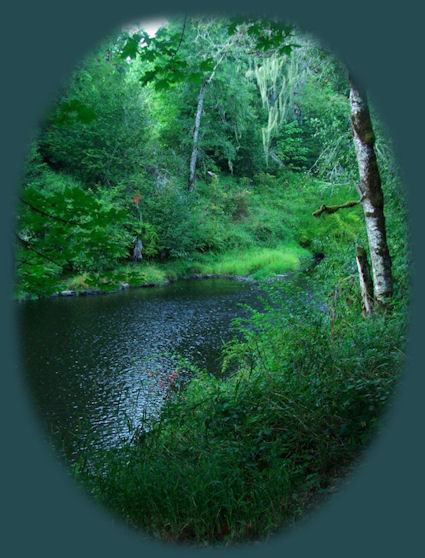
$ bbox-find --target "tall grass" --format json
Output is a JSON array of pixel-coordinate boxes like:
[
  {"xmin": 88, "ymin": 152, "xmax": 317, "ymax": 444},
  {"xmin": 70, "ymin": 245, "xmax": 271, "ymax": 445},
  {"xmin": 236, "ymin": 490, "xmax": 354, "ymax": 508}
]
[
  {"xmin": 60, "ymin": 244, "xmax": 312, "ymax": 293},
  {"xmin": 73, "ymin": 277, "xmax": 406, "ymax": 545},
  {"xmin": 192, "ymin": 243, "xmax": 312, "ymax": 278},
  {"xmin": 69, "ymin": 169, "xmax": 408, "ymax": 545}
]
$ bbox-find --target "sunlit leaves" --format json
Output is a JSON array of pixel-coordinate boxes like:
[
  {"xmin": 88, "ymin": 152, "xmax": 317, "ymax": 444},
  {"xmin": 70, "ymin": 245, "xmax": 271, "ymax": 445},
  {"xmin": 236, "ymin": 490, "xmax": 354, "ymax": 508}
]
[
  {"xmin": 120, "ymin": 31, "xmax": 151, "ymax": 59},
  {"xmin": 139, "ymin": 56, "xmax": 189, "ymax": 90},
  {"xmin": 227, "ymin": 18, "xmax": 297, "ymax": 55}
]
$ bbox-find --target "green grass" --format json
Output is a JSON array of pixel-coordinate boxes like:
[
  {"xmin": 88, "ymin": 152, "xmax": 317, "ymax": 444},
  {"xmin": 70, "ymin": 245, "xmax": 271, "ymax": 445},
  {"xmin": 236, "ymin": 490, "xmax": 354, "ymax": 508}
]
[
  {"xmin": 73, "ymin": 277, "xmax": 406, "ymax": 545},
  {"xmin": 192, "ymin": 243, "xmax": 312, "ymax": 278},
  {"xmin": 59, "ymin": 243, "xmax": 313, "ymax": 294}
]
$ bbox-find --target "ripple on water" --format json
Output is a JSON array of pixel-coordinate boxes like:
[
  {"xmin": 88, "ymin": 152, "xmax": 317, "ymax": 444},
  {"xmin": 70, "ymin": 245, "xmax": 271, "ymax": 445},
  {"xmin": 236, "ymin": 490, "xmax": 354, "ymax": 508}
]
[{"xmin": 18, "ymin": 278, "xmax": 272, "ymax": 460}]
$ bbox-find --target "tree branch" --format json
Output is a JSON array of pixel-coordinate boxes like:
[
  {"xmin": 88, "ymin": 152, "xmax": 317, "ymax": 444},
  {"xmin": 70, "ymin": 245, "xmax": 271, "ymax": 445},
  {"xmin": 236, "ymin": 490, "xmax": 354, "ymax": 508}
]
[
  {"xmin": 171, "ymin": 15, "xmax": 187, "ymax": 59},
  {"xmin": 19, "ymin": 196, "xmax": 77, "ymax": 225},
  {"xmin": 16, "ymin": 234, "xmax": 63, "ymax": 267},
  {"xmin": 312, "ymin": 194, "xmax": 364, "ymax": 217}
]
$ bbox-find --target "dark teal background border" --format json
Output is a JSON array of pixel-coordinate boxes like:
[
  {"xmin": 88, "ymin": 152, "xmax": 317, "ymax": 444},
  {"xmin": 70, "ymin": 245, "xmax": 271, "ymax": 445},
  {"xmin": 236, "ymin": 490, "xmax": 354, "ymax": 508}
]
[{"xmin": 2, "ymin": 1, "xmax": 423, "ymax": 556}]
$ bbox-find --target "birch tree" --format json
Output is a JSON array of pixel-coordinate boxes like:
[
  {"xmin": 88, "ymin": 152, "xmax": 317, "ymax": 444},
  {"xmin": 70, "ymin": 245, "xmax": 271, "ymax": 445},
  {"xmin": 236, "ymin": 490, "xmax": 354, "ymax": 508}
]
[
  {"xmin": 349, "ymin": 75, "xmax": 393, "ymax": 304},
  {"xmin": 313, "ymin": 75, "xmax": 393, "ymax": 310}
]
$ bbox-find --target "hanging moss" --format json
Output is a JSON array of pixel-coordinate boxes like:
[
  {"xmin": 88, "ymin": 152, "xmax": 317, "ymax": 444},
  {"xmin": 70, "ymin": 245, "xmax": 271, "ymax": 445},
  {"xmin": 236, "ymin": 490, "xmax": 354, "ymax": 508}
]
[{"xmin": 249, "ymin": 54, "xmax": 299, "ymax": 162}]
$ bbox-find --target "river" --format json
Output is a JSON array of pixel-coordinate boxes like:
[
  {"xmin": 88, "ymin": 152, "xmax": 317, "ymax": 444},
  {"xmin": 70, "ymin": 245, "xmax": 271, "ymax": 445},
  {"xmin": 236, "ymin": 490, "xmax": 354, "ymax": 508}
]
[{"xmin": 17, "ymin": 278, "xmax": 272, "ymax": 461}]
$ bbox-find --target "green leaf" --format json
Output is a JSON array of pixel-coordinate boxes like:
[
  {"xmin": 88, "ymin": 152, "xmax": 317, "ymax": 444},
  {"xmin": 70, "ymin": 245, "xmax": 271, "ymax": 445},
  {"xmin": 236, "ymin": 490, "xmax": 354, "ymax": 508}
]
[
  {"xmin": 120, "ymin": 34, "xmax": 142, "ymax": 59},
  {"xmin": 188, "ymin": 72, "xmax": 204, "ymax": 85},
  {"xmin": 154, "ymin": 79, "xmax": 171, "ymax": 91},
  {"xmin": 199, "ymin": 58, "xmax": 215, "ymax": 72},
  {"xmin": 139, "ymin": 70, "xmax": 157, "ymax": 85}
]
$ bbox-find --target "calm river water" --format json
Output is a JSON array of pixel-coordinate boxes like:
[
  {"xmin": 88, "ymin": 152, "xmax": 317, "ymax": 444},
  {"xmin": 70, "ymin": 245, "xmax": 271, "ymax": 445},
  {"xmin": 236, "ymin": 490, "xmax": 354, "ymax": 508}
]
[{"xmin": 18, "ymin": 278, "xmax": 269, "ymax": 460}]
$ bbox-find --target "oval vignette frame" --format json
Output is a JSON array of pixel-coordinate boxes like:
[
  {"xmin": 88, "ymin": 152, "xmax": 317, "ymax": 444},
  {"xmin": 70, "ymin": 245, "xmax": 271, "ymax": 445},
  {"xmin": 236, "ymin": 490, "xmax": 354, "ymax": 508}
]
[{"xmin": 2, "ymin": 0, "xmax": 423, "ymax": 557}]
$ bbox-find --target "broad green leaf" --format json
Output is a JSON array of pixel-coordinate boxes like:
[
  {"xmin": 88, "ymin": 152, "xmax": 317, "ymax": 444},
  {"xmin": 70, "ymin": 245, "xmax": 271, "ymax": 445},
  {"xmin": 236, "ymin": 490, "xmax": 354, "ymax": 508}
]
[
  {"xmin": 120, "ymin": 34, "xmax": 142, "ymax": 59},
  {"xmin": 188, "ymin": 72, "xmax": 204, "ymax": 85},
  {"xmin": 199, "ymin": 58, "xmax": 215, "ymax": 72}
]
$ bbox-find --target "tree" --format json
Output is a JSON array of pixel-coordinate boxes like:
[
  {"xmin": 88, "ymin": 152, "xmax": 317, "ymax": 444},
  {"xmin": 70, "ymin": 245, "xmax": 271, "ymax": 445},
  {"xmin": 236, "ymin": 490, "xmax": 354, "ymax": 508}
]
[
  {"xmin": 122, "ymin": 17, "xmax": 296, "ymax": 190},
  {"xmin": 313, "ymin": 76, "xmax": 393, "ymax": 310},
  {"xmin": 187, "ymin": 45, "xmax": 230, "ymax": 191},
  {"xmin": 39, "ymin": 40, "xmax": 150, "ymax": 190},
  {"xmin": 349, "ymin": 75, "xmax": 393, "ymax": 305}
]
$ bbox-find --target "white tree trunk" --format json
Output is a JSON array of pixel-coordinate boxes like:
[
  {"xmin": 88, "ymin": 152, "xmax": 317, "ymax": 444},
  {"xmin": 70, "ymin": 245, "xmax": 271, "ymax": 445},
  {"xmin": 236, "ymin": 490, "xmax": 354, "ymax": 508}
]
[
  {"xmin": 187, "ymin": 47, "xmax": 230, "ymax": 192},
  {"xmin": 350, "ymin": 77, "xmax": 393, "ymax": 305},
  {"xmin": 356, "ymin": 246, "xmax": 374, "ymax": 315},
  {"xmin": 188, "ymin": 80, "xmax": 206, "ymax": 192}
]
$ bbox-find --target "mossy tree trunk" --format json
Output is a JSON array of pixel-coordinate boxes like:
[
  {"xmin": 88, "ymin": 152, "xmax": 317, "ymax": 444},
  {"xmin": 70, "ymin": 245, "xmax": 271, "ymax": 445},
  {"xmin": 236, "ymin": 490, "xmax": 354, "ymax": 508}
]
[{"xmin": 349, "ymin": 75, "xmax": 393, "ymax": 306}]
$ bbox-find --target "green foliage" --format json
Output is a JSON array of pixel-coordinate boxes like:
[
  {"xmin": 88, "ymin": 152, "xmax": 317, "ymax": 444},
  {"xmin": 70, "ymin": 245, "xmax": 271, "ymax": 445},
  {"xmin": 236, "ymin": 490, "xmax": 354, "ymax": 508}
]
[
  {"xmin": 51, "ymin": 98, "xmax": 99, "ymax": 126},
  {"xmin": 16, "ymin": 15, "xmax": 409, "ymax": 544},
  {"xmin": 299, "ymin": 78, "xmax": 354, "ymax": 179},
  {"xmin": 143, "ymin": 183, "xmax": 202, "ymax": 259},
  {"xmin": 227, "ymin": 18, "xmax": 296, "ymax": 55},
  {"xmin": 275, "ymin": 120, "xmax": 310, "ymax": 171},
  {"xmin": 73, "ymin": 276, "xmax": 406, "ymax": 543},
  {"xmin": 16, "ymin": 156, "xmax": 131, "ymax": 295},
  {"xmin": 39, "ymin": 42, "xmax": 151, "ymax": 188}
]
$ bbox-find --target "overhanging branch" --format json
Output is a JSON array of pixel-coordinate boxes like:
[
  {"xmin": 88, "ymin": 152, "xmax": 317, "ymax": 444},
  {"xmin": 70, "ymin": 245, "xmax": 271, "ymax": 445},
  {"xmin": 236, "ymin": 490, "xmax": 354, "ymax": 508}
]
[
  {"xmin": 16, "ymin": 233, "xmax": 63, "ymax": 267},
  {"xmin": 19, "ymin": 197, "xmax": 77, "ymax": 225},
  {"xmin": 312, "ymin": 195, "xmax": 364, "ymax": 217},
  {"xmin": 171, "ymin": 15, "xmax": 187, "ymax": 59}
]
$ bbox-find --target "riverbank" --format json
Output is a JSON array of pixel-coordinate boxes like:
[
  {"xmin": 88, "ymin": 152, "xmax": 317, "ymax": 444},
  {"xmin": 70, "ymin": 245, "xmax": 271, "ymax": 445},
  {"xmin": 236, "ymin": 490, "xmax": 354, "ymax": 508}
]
[
  {"xmin": 73, "ymin": 271, "xmax": 406, "ymax": 545},
  {"xmin": 17, "ymin": 242, "xmax": 313, "ymax": 299}
]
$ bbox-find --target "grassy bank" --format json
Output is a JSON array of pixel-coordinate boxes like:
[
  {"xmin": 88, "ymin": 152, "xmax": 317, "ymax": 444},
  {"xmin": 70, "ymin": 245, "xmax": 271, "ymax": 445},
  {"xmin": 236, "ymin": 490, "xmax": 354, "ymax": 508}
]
[
  {"xmin": 58, "ymin": 242, "xmax": 312, "ymax": 295},
  {"xmin": 16, "ymin": 172, "xmax": 364, "ymax": 299},
  {"xmin": 73, "ymin": 275, "xmax": 406, "ymax": 545}
]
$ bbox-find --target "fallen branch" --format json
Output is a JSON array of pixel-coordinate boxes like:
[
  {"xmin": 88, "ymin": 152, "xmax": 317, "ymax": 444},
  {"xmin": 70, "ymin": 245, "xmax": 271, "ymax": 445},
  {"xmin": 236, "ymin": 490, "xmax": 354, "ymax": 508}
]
[{"xmin": 356, "ymin": 246, "xmax": 374, "ymax": 316}]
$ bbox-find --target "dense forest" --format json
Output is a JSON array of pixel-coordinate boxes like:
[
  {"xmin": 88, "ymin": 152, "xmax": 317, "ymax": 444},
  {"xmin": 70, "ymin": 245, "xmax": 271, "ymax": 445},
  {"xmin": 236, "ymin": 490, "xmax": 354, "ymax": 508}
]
[{"xmin": 16, "ymin": 16, "xmax": 409, "ymax": 545}]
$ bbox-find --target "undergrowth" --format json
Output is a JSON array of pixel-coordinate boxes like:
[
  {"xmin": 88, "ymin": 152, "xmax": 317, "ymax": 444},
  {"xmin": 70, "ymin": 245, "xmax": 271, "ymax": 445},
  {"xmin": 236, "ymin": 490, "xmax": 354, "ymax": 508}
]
[
  {"xmin": 68, "ymin": 171, "xmax": 408, "ymax": 545},
  {"xmin": 73, "ymin": 274, "xmax": 407, "ymax": 545}
]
